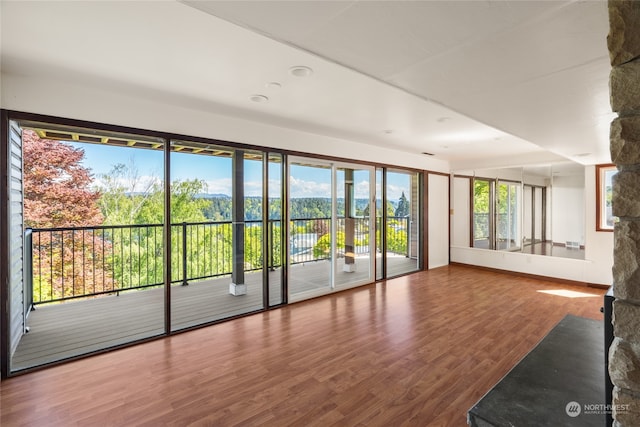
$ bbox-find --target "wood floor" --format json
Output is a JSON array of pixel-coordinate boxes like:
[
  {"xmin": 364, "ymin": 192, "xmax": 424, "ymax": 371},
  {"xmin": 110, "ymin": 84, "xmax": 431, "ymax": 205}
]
[{"xmin": 0, "ymin": 264, "xmax": 605, "ymax": 427}]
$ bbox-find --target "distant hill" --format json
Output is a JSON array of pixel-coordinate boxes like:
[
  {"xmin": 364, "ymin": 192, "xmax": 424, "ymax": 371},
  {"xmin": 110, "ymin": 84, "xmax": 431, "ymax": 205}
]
[{"xmin": 127, "ymin": 193, "xmax": 398, "ymax": 221}]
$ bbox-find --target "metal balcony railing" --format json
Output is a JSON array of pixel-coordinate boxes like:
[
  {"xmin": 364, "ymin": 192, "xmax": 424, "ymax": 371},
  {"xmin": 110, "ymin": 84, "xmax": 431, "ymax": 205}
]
[{"xmin": 26, "ymin": 216, "xmax": 409, "ymax": 305}]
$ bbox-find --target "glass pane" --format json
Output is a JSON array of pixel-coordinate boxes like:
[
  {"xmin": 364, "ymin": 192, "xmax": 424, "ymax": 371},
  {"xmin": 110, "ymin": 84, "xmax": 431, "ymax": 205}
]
[
  {"xmin": 386, "ymin": 170, "xmax": 420, "ymax": 276},
  {"xmin": 523, "ymin": 185, "xmax": 533, "ymax": 247},
  {"xmin": 169, "ymin": 144, "xmax": 264, "ymax": 331},
  {"xmin": 534, "ymin": 187, "xmax": 544, "ymax": 242},
  {"xmin": 473, "ymin": 179, "xmax": 492, "ymax": 249},
  {"xmin": 268, "ymin": 154, "xmax": 283, "ymax": 307},
  {"xmin": 497, "ymin": 182, "xmax": 521, "ymax": 251},
  {"xmin": 288, "ymin": 161, "xmax": 332, "ymax": 300},
  {"xmin": 376, "ymin": 168, "xmax": 383, "ymax": 281},
  {"xmin": 15, "ymin": 125, "xmax": 165, "ymax": 371},
  {"xmin": 335, "ymin": 166, "xmax": 373, "ymax": 289},
  {"xmin": 603, "ymin": 169, "xmax": 616, "ymax": 228}
]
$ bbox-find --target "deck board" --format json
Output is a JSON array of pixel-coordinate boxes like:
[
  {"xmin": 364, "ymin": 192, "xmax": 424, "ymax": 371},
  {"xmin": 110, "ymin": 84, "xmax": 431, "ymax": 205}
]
[{"xmin": 12, "ymin": 256, "xmax": 417, "ymax": 371}]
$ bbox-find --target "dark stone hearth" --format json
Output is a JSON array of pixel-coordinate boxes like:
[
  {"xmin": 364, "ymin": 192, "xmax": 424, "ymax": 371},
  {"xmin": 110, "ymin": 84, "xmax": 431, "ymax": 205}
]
[{"xmin": 468, "ymin": 315, "xmax": 604, "ymax": 427}]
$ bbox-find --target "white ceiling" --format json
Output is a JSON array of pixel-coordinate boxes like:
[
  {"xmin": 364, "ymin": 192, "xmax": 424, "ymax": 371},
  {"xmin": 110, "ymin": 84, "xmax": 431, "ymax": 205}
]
[{"xmin": 1, "ymin": 1, "xmax": 613, "ymax": 170}]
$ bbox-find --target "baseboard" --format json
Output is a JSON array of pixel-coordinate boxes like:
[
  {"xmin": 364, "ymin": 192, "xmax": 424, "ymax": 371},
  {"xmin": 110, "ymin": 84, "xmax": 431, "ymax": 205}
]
[
  {"xmin": 551, "ymin": 241, "xmax": 586, "ymax": 250},
  {"xmin": 448, "ymin": 262, "xmax": 609, "ymax": 289}
]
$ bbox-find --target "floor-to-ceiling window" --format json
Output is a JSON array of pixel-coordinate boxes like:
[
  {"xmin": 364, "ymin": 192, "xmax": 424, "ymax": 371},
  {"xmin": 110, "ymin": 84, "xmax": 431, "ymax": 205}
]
[
  {"xmin": 334, "ymin": 164, "xmax": 374, "ymax": 289},
  {"xmin": 287, "ymin": 157, "xmax": 375, "ymax": 302},
  {"xmin": 288, "ymin": 159, "xmax": 333, "ymax": 300},
  {"xmin": 10, "ymin": 123, "xmax": 167, "ymax": 372},
  {"xmin": 267, "ymin": 153, "xmax": 285, "ymax": 307},
  {"xmin": 2, "ymin": 113, "xmax": 424, "ymax": 375},
  {"xmin": 385, "ymin": 170, "xmax": 421, "ymax": 277},
  {"xmin": 169, "ymin": 143, "xmax": 272, "ymax": 331}
]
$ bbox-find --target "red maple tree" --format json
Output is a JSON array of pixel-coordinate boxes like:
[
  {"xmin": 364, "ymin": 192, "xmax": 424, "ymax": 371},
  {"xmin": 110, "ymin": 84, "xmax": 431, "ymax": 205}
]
[
  {"xmin": 23, "ymin": 129, "xmax": 103, "ymax": 228},
  {"xmin": 23, "ymin": 130, "xmax": 113, "ymax": 302}
]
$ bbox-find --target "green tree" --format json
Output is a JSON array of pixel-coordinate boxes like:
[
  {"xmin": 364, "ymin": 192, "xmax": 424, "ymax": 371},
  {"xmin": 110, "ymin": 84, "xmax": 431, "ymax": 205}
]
[
  {"xmin": 97, "ymin": 161, "xmax": 218, "ymax": 288},
  {"xmin": 394, "ymin": 192, "xmax": 410, "ymax": 217}
]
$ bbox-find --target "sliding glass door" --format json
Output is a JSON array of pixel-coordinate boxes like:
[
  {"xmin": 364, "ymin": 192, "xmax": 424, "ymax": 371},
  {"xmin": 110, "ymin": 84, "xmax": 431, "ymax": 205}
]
[
  {"xmin": 334, "ymin": 165, "xmax": 374, "ymax": 289},
  {"xmin": 170, "ymin": 143, "xmax": 271, "ymax": 331},
  {"xmin": 288, "ymin": 160, "xmax": 332, "ymax": 299},
  {"xmin": 385, "ymin": 170, "xmax": 420, "ymax": 277},
  {"xmin": 288, "ymin": 157, "xmax": 374, "ymax": 302},
  {"xmin": 5, "ymin": 115, "xmax": 426, "ymax": 374}
]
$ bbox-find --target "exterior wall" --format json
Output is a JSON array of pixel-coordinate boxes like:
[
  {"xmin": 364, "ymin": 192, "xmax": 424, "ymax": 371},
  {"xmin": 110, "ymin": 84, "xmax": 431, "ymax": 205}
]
[{"xmin": 8, "ymin": 121, "xmax": 24, "ymax": 356}]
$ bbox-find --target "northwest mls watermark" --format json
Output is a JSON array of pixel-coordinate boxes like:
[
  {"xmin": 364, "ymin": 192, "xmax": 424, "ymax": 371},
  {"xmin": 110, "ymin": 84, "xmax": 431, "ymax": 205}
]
[{"xmin": 565, "ymin": 400, "xmax": 630, "ymax": 417}]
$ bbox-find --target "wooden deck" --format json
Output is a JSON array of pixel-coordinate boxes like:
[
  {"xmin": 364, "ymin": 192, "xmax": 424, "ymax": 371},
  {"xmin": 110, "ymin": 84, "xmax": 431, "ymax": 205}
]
[{"xmin": 12, "ymin": 256, "xmax": 417, "ymax": 371}]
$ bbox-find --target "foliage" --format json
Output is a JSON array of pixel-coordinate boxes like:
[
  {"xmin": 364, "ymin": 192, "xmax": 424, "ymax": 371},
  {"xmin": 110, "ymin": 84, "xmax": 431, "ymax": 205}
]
[
  {"xmin": 314, "ymin": 231, "xmax": 343, "ymax": 258},
  {"xmin": 473, "ymin": 180, "xmax": 490, "ymax": 214},
  {"xmin": 24, "ymin": 131, "xmax": 111, "ymax": 302},
  {"xmin": 23, "ymin": 130, "xmax": 103, "ymax": 228},
  {"xmin": 27, "ymin": 144, "xmax": 414, "ymax": 302},
  {"xmin": 395, "ymin": 192, "xmax": 410, "ymax": 217},
  {"xmin": 472, "ymin": 180, "xmax": 519, "ymax": 240},
  {"xmin": 373, "ymin": 218, "xmax": 409, "ymax": 256},
  {"xmin": 94, "ymin": 162, "xmax": 216, "ymax": 287}
]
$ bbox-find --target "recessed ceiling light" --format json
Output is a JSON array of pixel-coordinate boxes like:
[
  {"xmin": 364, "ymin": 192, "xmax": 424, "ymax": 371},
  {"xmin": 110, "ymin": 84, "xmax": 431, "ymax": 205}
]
[
  {"xmin": 383, "ymin": 129, "xmax": 394, "ymax": 134},
  {"xmin": 421, "ymin": 152, "xmax": 435, "ymax": 156},
  {"xmin": 266, "ymin": 82, "xmax": 281, "ymax": 89},
  {"xmin": 436, "ymin": 117, "xmax": 451, "ymax": 123},
  {"xmin": 574, "ymin": 152, "xmax": 592, "ymax": 157},
  {"xmin": 289, "ymin": 66, "xmax": 313, "ymax": 77},
  {"xmin": 250, "ymin": 94, "xmax": 269, "ymax": 103}
]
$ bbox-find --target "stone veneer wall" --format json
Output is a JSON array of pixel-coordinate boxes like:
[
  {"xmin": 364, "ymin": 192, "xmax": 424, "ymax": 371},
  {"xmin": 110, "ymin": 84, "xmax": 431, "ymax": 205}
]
[{"xmin": 608, "ymin": 1, "xmax": 640, "ymax": 426}]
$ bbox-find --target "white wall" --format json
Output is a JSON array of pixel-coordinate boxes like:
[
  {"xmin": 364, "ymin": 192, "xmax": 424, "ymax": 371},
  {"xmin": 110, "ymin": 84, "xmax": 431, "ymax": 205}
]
[
  {"xmin": 452, "ymin": 176, "xmax": 470, "ymax": 247},
  {"xmin": 551, "ymin": 174, "xmax": 585, "ymax": 246},
  {"xmin": 428, "ymin": 174, "xmax": 450, "ymax": 268},
  {"xmin": 450, "ymin": 166, "xmax": 613, "ymax": 285}
]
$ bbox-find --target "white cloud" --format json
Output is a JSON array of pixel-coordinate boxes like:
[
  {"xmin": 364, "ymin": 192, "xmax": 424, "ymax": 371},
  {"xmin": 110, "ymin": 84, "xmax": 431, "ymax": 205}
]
[
  {"xmin": 203, "ymin": 178, "xmax": 232, "ymax": 195},
  {"xmin": 244, "ymin": 180, "xmax": 263, "ymax": 197},
  {"xmin": 354, "ymin": 180, "xmax": 371, "ymax": 199},
  {"xmin": 91, "ymin": 174, "xmax": 161, "ymax": 194},
  {"xmin": 289, "ymin": 176, "xmax": 331, "ymax": 198},
  {"xmin": 386, "ymin": 184, "xmax": 409, "ymax": 201}
]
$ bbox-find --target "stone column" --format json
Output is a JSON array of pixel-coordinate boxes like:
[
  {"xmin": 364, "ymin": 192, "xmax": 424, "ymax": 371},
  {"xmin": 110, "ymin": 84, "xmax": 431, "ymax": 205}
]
[{"xmin": 608, "ymin": 1, "xmax": 640, "ymax": 425}]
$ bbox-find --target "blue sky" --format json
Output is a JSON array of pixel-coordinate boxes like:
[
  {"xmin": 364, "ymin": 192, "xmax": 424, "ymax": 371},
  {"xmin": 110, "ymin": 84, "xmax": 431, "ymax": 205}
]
[{"xmin": 70, "ymin": 142, "xmax": 411, "ymax": 200}]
